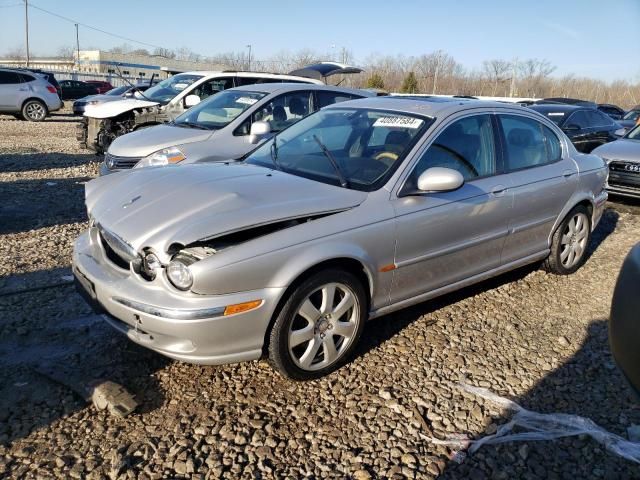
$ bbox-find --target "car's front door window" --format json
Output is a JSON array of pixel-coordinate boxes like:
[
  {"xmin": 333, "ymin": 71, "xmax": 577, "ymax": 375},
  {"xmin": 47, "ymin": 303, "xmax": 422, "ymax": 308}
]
[
  {"xmin": 404, "ymin": 114, "xmax": 496, "ymax": 192},
  {"xmin": 191, "ymin": 78, "xmax": 234, "ymax": 102},
  {"xmin": 252, "ymin": 91, "xmax": 312, "ymax": 133}
]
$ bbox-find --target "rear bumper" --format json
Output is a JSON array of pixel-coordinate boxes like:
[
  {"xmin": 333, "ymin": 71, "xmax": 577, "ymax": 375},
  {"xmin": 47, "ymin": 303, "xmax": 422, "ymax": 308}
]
[
  {"xmin": 46, "ymin": 96, "xmax": 63, "ymax": 112},
  {"xmin": 72, "ymin": 229, "xmax": 284, "ymax": 365}
]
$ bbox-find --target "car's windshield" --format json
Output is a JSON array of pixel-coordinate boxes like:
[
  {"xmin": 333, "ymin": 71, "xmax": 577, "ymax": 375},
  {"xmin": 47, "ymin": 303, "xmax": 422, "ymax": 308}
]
[
  {"xmin": 141, "ymin": 74, "xmax": 203, "ymax": 104},
  {"xmin": 245, "ymin": 107, "xmax": 431, "ymax": 191},
  {"xmin": 626, "ymin": 124, "xmax": 640, "ymax": 140},
  {"xmin": 623, "ymin": 110, "xmax": 640, "ymax": 121},
  {"xmin": 174, "ymin": 90, "xmax": 267, "ymax": 130},
  {"xmin": 106, "ymin": 86, "xmax": 129, "ymax": 96}
]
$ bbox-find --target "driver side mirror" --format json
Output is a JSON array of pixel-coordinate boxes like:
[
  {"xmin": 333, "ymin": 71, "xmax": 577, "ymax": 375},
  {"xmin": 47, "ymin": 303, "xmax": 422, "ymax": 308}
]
[
  {"xmin": 184, "ymin": 94, "xmax": 201, "ymax": 108},
  {"xmin": 562, "ymin": 124, "xmax": 580, "ymax": 132},
  {"xmin": 249, "ymin": 121, "xmax": 271, "ymax": 144},
  {"xmin": 416, "ymin": 167, "xmax": 464, "ymax": 193}
]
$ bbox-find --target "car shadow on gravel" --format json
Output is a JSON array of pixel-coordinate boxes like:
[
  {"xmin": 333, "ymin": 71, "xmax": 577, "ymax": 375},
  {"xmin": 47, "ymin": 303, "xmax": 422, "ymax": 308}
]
[
  {"xmin": 0, "ymin": 152, "xmax": 97, "ymax": 174},
  {"xmin": 0, "ymin": 175, "xmax": 91, "ymax": 234},
  {"xmin": 0, "ymin": 281, "xmax": 169, "ymax": 445},
  {"xmin": 437, "ymin": 319, "xmax": 640, "ymax": 480}
]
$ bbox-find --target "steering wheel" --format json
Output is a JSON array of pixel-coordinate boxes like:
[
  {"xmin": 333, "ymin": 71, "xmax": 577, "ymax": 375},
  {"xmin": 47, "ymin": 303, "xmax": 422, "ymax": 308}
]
[
  {"xmin": 432, "ymin": 144, "xmax": 478, "ymax": 177},
  {"xmin": 373, "ymin": 151, "xmax": 399, "ymax": 163}
]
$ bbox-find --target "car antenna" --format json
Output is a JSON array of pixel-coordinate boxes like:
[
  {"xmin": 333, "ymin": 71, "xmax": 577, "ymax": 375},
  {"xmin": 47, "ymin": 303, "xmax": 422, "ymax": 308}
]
[{"xmin": 114, "ymin": 63, "xmax": 153, "ymax": 102}]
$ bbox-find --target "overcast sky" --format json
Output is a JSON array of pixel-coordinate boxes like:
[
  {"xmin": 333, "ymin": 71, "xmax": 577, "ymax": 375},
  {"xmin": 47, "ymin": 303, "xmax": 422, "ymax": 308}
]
[{"xmin": 0, "ymin": 0, "xmax": 638, "ymax": 82}]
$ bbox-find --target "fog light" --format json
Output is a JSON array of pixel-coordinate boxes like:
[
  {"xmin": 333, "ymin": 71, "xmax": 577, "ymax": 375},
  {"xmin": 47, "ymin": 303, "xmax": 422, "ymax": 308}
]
[
  {"xmin": 167, "ymin": 260, "xmax": 193, "ymax": 290},
  {"xmin": 142, "ymin": 252, "xmax": 161, "ymax": 280}
]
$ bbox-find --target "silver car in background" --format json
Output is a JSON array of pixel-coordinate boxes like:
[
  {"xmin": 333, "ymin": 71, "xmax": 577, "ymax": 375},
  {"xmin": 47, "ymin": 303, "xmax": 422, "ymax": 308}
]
[
  {"xmin": 73, "ymin": 97, "xmax": 607, "ymax": 379},
  {"xmin": 100, "ymin": 83, "xmax": 371, "ymax": 175},
  {"xmin": 0, "ymin": 68, "xmax": 63, "ymax": 121},
  {"xmin": 593, "ymin": 124, "xmax": 640, "ymax": 198}
]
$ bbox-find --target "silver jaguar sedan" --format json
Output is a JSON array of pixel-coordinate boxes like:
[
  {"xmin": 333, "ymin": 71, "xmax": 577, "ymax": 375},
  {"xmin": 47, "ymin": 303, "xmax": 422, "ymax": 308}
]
[{"xmin": 73, "ymin": 97, "xmax": 608, "ymax": 380}]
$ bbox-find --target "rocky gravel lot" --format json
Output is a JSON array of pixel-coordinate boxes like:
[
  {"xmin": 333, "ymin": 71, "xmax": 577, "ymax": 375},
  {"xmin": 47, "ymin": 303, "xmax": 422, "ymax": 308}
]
[{"xmin": 1, "ymin": 107, "xmax": 640, "ymax": 479}]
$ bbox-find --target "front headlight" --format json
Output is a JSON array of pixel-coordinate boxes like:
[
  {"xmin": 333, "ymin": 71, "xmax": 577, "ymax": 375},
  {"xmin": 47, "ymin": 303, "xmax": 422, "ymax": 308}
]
[
  {"xmin": 134, "ymin": 146, "xmax": 186, "ymax": 169},
  {"xmin": 166, "ymin": 259, "xmax": 193, "ymax": 290}
]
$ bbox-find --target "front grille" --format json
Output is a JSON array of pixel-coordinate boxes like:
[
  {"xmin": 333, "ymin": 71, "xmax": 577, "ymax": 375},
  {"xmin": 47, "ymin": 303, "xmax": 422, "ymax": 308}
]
[
  {"xmin": 105, "ymin": 153, "xmax": 141, "ymax": 170},
  {"xmin": 99, "ymin": 230, "xmax": 130, "ymax": 270},
  {"xmin": 609, "ymin": 161, "xmax": 640, "ymax": 189}
]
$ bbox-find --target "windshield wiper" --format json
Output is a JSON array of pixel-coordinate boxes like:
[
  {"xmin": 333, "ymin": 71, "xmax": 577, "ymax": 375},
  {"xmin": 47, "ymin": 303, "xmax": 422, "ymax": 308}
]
[
  {"xmin": 312, "ymin": 135, "xmax": 349, "ymax": 188},
  {"xmin": 175, "ymin": 121, "xmax": 211, "ymax": 130},
  {"xmin": 270, "ymin": 137, "xmax": 282, "ymax": 171}
]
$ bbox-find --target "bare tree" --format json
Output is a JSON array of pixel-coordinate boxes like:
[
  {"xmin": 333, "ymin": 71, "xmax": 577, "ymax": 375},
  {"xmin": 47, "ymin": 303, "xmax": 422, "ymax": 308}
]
[{"xmin": 483, "ymin": 59, "xmax": 511, "ymax": 96}]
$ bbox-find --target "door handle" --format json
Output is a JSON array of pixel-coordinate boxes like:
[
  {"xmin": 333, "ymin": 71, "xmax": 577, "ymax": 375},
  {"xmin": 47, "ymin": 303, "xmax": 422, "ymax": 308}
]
[{"xmin": 491, "ymin": 185, "xmax": 507, "ymax": 196}]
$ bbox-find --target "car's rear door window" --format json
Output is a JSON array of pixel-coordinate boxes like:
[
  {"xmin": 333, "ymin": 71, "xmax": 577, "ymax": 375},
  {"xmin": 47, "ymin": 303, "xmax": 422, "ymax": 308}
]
[
  {"xmin": 408, "ymin": 114, "xmax": 496, "ymax": 182},
  {"xmin": 565, "ymin": 110, "xmax": 589, "ymax": 129},
  {"xmin": 315, "ymin": 91, "xmax": 361, "ymax": 109},
  {"xmin": 499, "ymin": 115, "xmax": 561, "ymax": 171},
  {"xmin": 0, "ymin": 71, "xmax": 22, "ymax": 84}
]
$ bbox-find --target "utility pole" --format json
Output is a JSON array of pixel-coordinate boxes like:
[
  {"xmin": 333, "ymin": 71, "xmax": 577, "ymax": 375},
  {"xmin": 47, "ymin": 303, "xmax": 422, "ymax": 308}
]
[
  {"xmin": 246, "ymin": 44, "xmax": 251, "ymax": 71},
  {"xmin": 432, "ymin": 61, "xmax": 440, "ymax": 94},
  {"xmin": 75, "ymin": 24, "xmax": 80, "ymax": 68},
  {"xmin": 24, "ymin": 0, "xmax": 30, "ymax": 67}
]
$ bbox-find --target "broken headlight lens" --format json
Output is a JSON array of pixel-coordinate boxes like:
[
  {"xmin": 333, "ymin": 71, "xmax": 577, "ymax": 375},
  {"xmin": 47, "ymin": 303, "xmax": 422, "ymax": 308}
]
[
  {"xmin": 142, "ymin": 252, "xmax": 162, "ymax": 280},
  {"xmin": 166, "ymin": 259, "xmax": 193, "ymax": 290},
  {"xmin": 134, "ymin": 146, "xmax": 186, "ymax": 169}
]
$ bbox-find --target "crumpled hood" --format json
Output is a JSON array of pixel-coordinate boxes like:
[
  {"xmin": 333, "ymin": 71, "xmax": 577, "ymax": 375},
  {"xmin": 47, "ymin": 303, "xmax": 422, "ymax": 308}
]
[
  {"xmin": 85, "ymin": 163, "xmax": 366, "ymax": 254},
  {"xmin": 83, "ymin": 98, "xmax": 159, "ymax": 119},
  {"xmin": 108, "ymin": 124, "xmax": 214, "ymax": 158},
  {"xmin": 593, "ymin": 139, "xmax": 640, "ymax": 163}
]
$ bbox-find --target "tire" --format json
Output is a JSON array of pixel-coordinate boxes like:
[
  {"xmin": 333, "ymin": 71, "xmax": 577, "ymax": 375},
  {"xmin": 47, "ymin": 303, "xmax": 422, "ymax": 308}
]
[
  {"xmin": 268, "ymin": 269, "xmax": 367, "ymax": 380},
  {"xmin": 544, "ymin": 205, "xmax": 591, "ymax": 275},
  {"xmin": 22, "ymin": 100, "xmax": 47, "ymax": 122}
]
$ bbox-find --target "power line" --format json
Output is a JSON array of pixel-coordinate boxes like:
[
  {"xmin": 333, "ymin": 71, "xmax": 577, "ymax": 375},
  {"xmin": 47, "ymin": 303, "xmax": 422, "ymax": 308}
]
[{"xmin": 27, "ymin": 2, "xmax": 169, "ymax": 51}]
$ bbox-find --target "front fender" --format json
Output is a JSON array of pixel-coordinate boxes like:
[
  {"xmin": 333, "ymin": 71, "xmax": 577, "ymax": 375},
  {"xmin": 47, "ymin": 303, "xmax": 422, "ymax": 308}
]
[{"xmin": 189, "ymin": 219, "xmax": 396, "ymax": 311}]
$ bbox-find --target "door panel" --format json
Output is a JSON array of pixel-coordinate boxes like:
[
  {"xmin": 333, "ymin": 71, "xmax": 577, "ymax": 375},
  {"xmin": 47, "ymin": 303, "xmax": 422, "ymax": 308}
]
[
  {"xmin": 498, "ymin": 115, "xmax": 578, "ymax": 263},
  {"xmin": 390, "ymin": 113, "xmax": 511, "ymax": 304},
  {"xmin": 391, "ymin": 179, "xmax": 512, "ymax": 303}
]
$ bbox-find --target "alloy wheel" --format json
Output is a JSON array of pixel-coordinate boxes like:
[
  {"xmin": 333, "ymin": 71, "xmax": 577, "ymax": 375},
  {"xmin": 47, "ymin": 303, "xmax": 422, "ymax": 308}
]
[
  {"xmin": 288, "ymin": 282, "xmax": 360, "ymax": 371},
  {"xmin": 560, "ymin": 212, "xmax": 589, "ymax": 268}
]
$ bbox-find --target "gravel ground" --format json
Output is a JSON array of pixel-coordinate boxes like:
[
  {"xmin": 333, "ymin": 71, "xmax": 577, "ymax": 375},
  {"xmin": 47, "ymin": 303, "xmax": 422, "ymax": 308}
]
[{"xmin": 1, "ymin": 107, "xmax": 640, "ymax": 479}]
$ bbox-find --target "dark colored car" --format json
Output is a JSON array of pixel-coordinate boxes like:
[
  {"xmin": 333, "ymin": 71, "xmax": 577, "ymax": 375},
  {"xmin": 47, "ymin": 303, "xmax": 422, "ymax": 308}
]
[
  {"xmin": 597, "ymin": 103, "xmax": 626, "ymax": 121},
  {"xmin": 610, "ymin": 243, "xmax": 640, "ymax": 397},
  {"xmin": 537, "ymin": 97, "xmax": 597, "ymax": 108},
  {"xmin": 86, "ymin": 80, "xmax": 114, "ymax": 94},
  {"xmin": 59, "ymin": 80, "xmax": 99, "ymax": 100},
  {"xmin": 529, "ymin": 104, "xmax": 621, "ymax": 153}
]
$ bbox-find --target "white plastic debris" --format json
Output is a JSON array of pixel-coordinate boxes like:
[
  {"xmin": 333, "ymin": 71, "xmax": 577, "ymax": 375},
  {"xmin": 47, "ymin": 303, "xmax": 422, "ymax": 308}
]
[{"xmin": 427, "ymin": 383, "xmax": 640, "ymax": 464}]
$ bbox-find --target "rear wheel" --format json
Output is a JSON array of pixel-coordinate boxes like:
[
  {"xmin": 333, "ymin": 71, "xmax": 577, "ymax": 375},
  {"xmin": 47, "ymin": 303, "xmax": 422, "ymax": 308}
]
[
  {"xmin": 22, "ymin": 100, "xmax": 47, "ymax": 122},
  {"xmin": 544, "ymin": 205, "xmax": 591, "ymax": 275},
  {"xmin": 268, "ymin": 269, "xmax": 367, "ymax": 380}
]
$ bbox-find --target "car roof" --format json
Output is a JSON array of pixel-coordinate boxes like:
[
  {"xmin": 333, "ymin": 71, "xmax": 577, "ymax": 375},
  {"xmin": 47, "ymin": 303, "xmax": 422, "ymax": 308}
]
[
  {"xmin": 529, "ymin": 104, "xmax": 584, "ymax": 114},
  {"xmin": 322, "ymin": 95, "xmax": 519, "ymax": 117},
  {"xmin": 227, "ymin": 82, "xmax": 373, "ymax": 97}
]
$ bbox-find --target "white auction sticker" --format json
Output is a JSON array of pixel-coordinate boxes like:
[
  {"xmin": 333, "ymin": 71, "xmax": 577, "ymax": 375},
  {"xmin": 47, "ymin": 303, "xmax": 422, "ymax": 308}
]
[
  {"xmin": 236, "ymin": 97, "xmax": 259, "ymax": 106},
  {"xmin": 373, "ymin": 116, "xmax": 423, "ymax": 129},
  {"xmin": 548, "ymin": 112, "xmax": 565, "ymax": 116}
]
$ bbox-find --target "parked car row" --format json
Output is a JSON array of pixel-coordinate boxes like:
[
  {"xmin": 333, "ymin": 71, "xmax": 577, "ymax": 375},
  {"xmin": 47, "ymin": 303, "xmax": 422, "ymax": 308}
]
[{"xmin": 73, "ymin": 89, "xmax": 609, "ymax": 379}]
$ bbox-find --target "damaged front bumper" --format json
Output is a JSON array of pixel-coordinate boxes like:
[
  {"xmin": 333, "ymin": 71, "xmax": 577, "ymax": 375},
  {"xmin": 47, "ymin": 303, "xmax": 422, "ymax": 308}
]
[{"xmin": 72, "ymin": 228, "xmax": 285, "ymax": 365}]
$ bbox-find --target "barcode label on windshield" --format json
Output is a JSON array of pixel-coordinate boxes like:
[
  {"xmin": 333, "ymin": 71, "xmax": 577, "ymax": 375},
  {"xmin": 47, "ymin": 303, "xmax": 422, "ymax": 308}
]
[
  {"xmin": 373, "ymin": 116, "xmax": 423, "ymax": 129},
  {"xmin": 236, "ymin": 97, "xmax": 258, "ymax": 105}
]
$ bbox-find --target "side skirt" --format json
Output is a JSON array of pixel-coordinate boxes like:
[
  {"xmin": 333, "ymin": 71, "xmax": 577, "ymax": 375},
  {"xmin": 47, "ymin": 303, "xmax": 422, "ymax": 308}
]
[{"xmin": 368, "ymin": 250, "xmax": 549, "ymax": 320}]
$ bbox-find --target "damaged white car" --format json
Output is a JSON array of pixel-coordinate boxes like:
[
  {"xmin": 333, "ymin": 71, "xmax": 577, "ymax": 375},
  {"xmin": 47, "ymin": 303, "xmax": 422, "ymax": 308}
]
[
  {"xmin": 76, "ymin": 63, "xmax": 363, "ymax": 154},
  {"xmin": 76, "ymin": 71, "xmax": 323, "ymax": 154}
]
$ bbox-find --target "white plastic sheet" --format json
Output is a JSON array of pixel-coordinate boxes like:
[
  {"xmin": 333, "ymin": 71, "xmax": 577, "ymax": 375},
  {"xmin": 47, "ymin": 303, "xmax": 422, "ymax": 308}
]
[{"xmin": 428, "ymin": 383, "xmax": 640, "ymax": 464}]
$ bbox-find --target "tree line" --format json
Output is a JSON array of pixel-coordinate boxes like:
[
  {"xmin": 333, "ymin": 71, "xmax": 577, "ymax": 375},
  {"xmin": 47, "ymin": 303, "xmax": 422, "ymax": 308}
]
[{"xmin": 6, "ymin": 43, "xmax": 639, "ymax": 109}]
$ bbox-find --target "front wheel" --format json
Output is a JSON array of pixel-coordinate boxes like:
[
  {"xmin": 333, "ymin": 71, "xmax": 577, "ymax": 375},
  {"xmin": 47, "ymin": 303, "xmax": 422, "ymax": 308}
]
[
  {"xmin": 268, "ymin": 269, "xmax": 367, "ymax": 380},
  {"xmin": 544, "ymin": 205, "xmax": 592, "ymax": 275},
  {"xmin": 22, "ymin": 100, "xmax": 47, "ymax": 122}
]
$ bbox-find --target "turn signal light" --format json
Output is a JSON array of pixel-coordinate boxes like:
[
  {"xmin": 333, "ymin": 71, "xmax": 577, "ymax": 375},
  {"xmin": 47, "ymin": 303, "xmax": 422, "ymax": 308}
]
[{"xmin": 224, "ymin": 300, "xmax": 262, "ymax": 316}]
